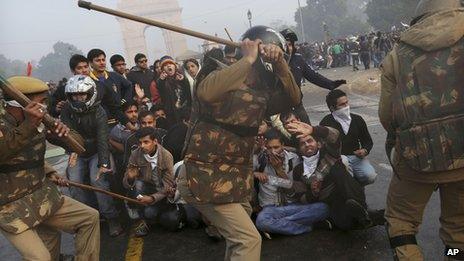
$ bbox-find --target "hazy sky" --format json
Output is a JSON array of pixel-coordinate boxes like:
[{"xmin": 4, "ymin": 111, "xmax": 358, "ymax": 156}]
[{"xmin": 0, "ymin": 0, "xmax": 300, "ymax": 63}]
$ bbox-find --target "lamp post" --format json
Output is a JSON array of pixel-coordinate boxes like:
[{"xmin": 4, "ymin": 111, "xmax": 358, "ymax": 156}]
[
  {"xmin": 297, "ymin": 0, "xmax": 306, "ymax": 42},
  {"xmin": 247, "ymin": 9, "xmax": 252, "ymax": 28}
]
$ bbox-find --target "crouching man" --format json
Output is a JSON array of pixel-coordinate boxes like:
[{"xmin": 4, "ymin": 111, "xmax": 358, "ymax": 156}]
[
  {"xmin": 286, "ymin": 121, "xmax": 384, "ymax": 230},
  {"xmin": 123, "ymin": 127, "xmax": 180, "ymax": 237},
  {"xmin": 254, "ymin": 128, "xmax": 329, "ymax": 235}
]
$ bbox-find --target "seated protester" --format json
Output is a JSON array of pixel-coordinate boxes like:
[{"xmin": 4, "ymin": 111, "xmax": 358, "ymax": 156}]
[
  {"xmin": 109, "ymin": 101, "xmax": 139, "ymax": 192},
  {"xmin": 123, "ymin": 127, "xmax": 179, "ymax": 237},
  {"xmin": 163, "ymin": 108, "xmax": 190, "ymax": 163},
  {"xmin": 156, "ymin": 56, "xmax": 192, "ymax": 128},
  {"xmin": 253, "ymin": 128, "xmax": 329, "ymax": 235},
  {"xmin": 61, "ymin": 75, "xmax": 123, "ymax": 237},
  {"xmin": 87, "ymin": 48, "xmax": 133, "ymax": 129},
  {"xmin": 320, "ymin": 90, "xmax": 377, "ymax": 186},
  {"xmin": 285, "ymin": 121, "xmax": 384, "ymax": 230},
  {"xmin": 139, "ymin": 110, "xmax": 168, "ymax": 143}
]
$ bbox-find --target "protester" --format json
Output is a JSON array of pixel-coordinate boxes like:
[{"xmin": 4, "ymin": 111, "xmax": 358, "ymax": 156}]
[
  {"xmin": 183, "ymin": 58, "xmax": 200, "ymax": 96},
  {"xmin": 156, "ymin": 55, "xmax": 192, "ymax": 128},
  {"xmin": 86, "ymin": 48, "xmax": 132, "ymax": 129},
  {"xmin": 61, "ymin": 75, "xmax": 123, "ymax": 237},
  {"xmin": 286, "ymin": 121, "xmax": 384, "ymax": 230},
  {"xmin": 127, "ymin": 53, "xmax": 155, "ymax": 101},
  {"xmin": 254, "ymin": 128, "xmax": 329, "ymax": 235},
  {"xmin": 123, "ymin": 127, "xmax": 178, "ymax": 237},
  {"xmin": 320, "ymin": 90, "xmax": 377, "ymax": 186}
]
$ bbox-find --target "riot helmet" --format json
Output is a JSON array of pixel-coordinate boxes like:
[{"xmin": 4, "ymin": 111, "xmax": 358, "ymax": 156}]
[{"xmin": 280, "ymin": 28, "xmax": 298, "ymax": 43}]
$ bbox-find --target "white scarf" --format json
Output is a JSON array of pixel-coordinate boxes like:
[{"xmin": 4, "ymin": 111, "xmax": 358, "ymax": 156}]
[
  {"xmin": 332, "ymin": 106, "xmax": 352, "ymax": 135},
  {"xmin": 143, "ymin": 148, "xmax": 159, "ymax": 170},
  {"xmin": 302, "ymin": 151, "xmax": 320, "ymax": 179}
]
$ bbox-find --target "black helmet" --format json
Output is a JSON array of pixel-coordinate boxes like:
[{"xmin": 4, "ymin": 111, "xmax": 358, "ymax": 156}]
[
  {"xmin": 280, "ymin": 28, "xmax": 298, "ymax": 43},
  {"xmin": 240, "ymin": 25, "xmax": 287, "ymax": 53}
]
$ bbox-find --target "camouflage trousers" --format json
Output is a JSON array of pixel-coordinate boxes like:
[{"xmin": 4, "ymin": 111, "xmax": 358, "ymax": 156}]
[
  {"xmin": 1, "ymin": 196, "xmax": 100, "ymax": 261},
  {"xmin": 386, "ymin": 173, "xmax": 464, "ymax": 261}
]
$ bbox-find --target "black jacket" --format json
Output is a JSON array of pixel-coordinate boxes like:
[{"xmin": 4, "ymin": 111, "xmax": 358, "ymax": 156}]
[
  {"xmin": 157, "ymin": 77, "xmax": 192, "ymax": 128},
  {"xmin": 60, "ymin": 103, "xmax": 110, "ymax": 167},
  {"xmin": 105, "ymin": 71, "xmax": 133, "ymax": 104},
  {"xmin": 93, "ymin": 77, "xmax": 128, "ymax": 126},
  {"xmin": 127, "ymin": 66, "xmax": 155, "ymax": 99},
  {"xmin": 289, "ymin": 53, "xmax": 338, "ymax": 91},
  {"xmin": 319, "ymin": 113, "xmax": 373, "ymax": 156}
]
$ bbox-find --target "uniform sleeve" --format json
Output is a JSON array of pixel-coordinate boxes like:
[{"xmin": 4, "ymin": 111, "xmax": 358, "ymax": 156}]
[
  {"xmin": 95, "ymin": 106, "xmax": 110, "ymax": 167},
  {"xmin": 0, "ymin": 120, "xmax": 38, "ymax": 162},
  {"xmin": 379, "ymin": 48, "xmax": 398, "ymax": 134},
  {"xmin": 196, "ymin": 58, "xmax": 253, "ymax": 103}
]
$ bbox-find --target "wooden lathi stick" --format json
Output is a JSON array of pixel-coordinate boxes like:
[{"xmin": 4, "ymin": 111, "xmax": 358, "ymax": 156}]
[
  {"xmin": 78, "ymin": 1, "xmax": 241, "ymax": 48},
  {"xmin": 67, "ymin": 181, "xmax": 145, "ymax": 205}
]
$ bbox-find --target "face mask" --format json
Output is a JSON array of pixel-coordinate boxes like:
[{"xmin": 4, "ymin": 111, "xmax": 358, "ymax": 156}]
[{"xmin": 333, "ymin": 106, "xmax": 350, "ymax": 120}]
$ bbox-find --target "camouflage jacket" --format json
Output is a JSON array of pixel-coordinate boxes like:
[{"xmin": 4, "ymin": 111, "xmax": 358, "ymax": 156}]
[
  {"xmin": 380, "ymin": 9, "xmax": 464, "ymax": 175},
  {"xmin": 0, "ymin": 112, "xmax": 63, "ymax": 234},
  {"xmin": 183, "ymin": 58, "xmax": 301, "ymax": 204}
]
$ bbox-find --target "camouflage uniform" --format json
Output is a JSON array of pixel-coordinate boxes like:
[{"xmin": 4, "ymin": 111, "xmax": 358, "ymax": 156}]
[
  {"xmin": 178, "ymin": 56, "xmax": 300, "ymax": 260},
  {"xmin": 379, "ymin": 9, "xmax": 464, "ymax": 260},
  {"xmin": 0, "ymin": 77, "xmax": 100, "ymax": 261}
]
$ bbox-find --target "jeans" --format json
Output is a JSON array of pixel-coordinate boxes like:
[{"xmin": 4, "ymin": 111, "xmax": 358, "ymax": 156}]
[
  {"xmin": 126, "ymin": 180, "xmax": 164, "ymax": 221},
  {"xmin": 345, "ymin": 155, "xmax": 377, "ymax": 186},
  {"xmin": 66, "ymin": 153, "xmax": 119, "ymax": 219},
  {"xmin": 255, "ymin": 203, "xmax": 329, "ymax": 235}
]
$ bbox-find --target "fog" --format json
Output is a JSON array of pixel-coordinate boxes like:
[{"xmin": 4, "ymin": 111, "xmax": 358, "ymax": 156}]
[{"xmin": 0, "ymin": 0, "xmax": 300, "ymax": 62}]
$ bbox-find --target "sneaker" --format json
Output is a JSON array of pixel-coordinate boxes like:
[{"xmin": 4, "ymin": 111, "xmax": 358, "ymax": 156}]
[
  {"xmin": 108, "ymin": 218, "xmax": 124, "ymax": 237},
  {"xmin": 133, "ymin": 220, "xmax": 149, "ymax": 237},
  {"xmin": 345, "ymin": 199, "xmax": 372, "ymax": 228}
]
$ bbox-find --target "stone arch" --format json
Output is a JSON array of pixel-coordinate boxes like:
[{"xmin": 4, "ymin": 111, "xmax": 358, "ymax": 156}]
[{"xmin": 117, "ymin": 0, "xmax": 188, "ymax": 65}]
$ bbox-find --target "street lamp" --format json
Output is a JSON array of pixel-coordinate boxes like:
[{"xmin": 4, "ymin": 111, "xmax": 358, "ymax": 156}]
[
  {"xmin": 297, "ymin": 0, "xmax": 306, "ymax": 42},
  {"xmin": 247, "ymin": 9, "xmax": 252, "ymax": 28}
]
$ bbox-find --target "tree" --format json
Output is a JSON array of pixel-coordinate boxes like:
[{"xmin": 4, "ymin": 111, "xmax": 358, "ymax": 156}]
[
  {"xmin": 0, "ymin": 55, "xmax": 28, "ymax": 78},
  {"xmin": 295, "ymin": 0, "xmax": 370, "ymax": 42},
  {"xmin": 365, "ymin": 0, "xmax": 420, "ymax": 31},
  {"xmin": 33, "ymin": 42, "xmax": 83, "ymax": 82}
]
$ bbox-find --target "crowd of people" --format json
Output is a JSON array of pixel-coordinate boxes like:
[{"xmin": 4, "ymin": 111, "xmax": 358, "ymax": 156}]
[
  {"xmin": 296, "ymin": 31, "xmax": 398, "ymax": 71},
  {"xmin": 35, "ymin": 26, "xmax": 386, "ymax": 243},
  {"xmin": 3, "ymin": 1, "xmax": 464, "ymax": 259}
]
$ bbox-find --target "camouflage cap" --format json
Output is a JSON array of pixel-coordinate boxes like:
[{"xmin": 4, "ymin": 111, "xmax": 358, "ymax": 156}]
[{"xmin": 7, "ymin": 76, "xmax": 49, "ymax": 95}]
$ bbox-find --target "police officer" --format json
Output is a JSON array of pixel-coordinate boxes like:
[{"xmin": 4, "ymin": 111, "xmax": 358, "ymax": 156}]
[
  {"xmin": 178, "ymin": 26, "xmax": 301, "ymax": 261},
  {"xmin": 379, "ymin": 1, "xmax": 464, "ymax": 260},
  {"xmin": 280, "ymin": 28, "xmax": 346, "ymax": 124},
  {"xmin": 0, "ymin": 77, "xmax": 100, "ymax": 261}
]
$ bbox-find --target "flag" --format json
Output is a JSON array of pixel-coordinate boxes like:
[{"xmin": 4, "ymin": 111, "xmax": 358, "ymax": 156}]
[{"xmin": 26, "ymin": 62, "xmax": 32, "ymax": 76}]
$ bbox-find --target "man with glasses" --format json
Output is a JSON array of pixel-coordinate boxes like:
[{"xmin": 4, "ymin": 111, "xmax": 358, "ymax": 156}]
[{"xmin": 127, "ymin": 53, "xmax": 155, "ymax": 101}]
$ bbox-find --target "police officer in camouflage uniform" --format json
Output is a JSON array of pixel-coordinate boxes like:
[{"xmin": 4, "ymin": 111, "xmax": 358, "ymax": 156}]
[
  {"xmin": 178, "ymin": 26, "xmax": 301, "ymax": 261},
  {"xmin": 379, "ymin": 1, "xmax": 464, "ymax": 260},
  {"xmin": 0, "ymin": 76, "xmax": 100, "ymax": 261}
]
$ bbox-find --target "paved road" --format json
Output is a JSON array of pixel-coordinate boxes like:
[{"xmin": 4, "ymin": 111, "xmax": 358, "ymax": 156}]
[{"xmin": 0, "ymin": 67, "xmax": 445, "ymax": 260}]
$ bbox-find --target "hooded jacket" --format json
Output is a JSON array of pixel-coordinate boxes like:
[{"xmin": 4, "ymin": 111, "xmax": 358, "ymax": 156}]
[{"xmin": 379, "ymin": 8, "xmax": 464, "ymax": 183}]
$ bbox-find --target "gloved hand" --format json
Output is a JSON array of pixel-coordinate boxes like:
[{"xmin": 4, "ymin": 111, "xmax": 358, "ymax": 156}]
[{"xmin": 333, "ymin": 79, "xmax": 347, "ymax": 89}]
